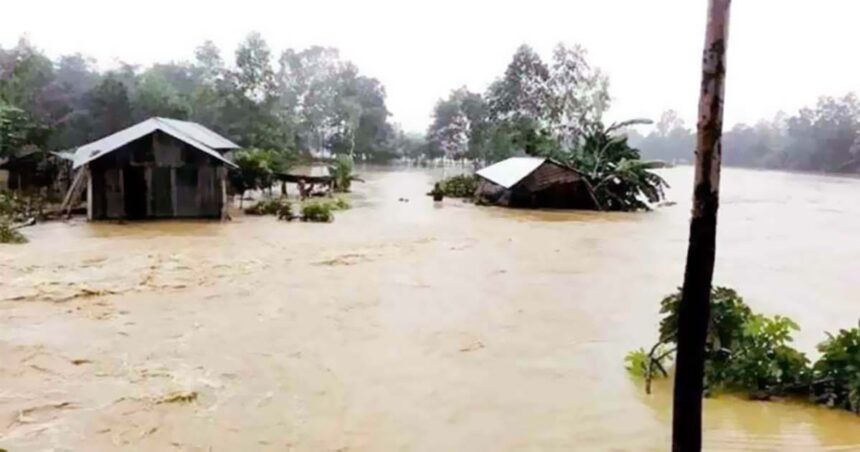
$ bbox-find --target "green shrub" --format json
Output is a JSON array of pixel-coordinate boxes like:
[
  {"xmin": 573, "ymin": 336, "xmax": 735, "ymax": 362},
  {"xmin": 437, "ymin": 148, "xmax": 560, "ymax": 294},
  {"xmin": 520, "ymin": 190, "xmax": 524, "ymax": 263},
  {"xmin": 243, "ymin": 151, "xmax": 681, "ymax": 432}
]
[
  {"xmin": 812, "ymin": 323, "xmax": 860, "ymax": 413},
  {"xmin": 722, "ymin": 314, "xmax": 810, "ymax": 397},
  {"xmin": 245, "ymin": 197, "xmax": 294, "ymax": 221},
  {"xmin": 434, "ymin": 174, "xmax": 479, "ymax": 198},
  {"xmin": 301, "ymin": 201, "xmax": 334, "ymax": 223},
  {"xmin": 331, "ymin": 196, "xmax": 351, "ymax": 211},
  {"xmin": 331, "ymin": 155, "xmax": 354, "ymax": 193},
  {"xmin": 0, "ymin": 218, "xmax": 26, "ymax": 244},
  {"xmin": 629, "ymin": 287, "xmax": 809, "ymax": 399}
]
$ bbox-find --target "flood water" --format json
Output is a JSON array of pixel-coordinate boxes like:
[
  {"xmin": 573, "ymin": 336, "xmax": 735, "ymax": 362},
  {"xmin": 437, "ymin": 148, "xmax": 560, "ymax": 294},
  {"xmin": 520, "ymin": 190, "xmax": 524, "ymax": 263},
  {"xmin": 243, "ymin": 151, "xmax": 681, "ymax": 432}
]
[{"xmin": 1, "ymin": 166, "xmax": 859, "ymax": 450}]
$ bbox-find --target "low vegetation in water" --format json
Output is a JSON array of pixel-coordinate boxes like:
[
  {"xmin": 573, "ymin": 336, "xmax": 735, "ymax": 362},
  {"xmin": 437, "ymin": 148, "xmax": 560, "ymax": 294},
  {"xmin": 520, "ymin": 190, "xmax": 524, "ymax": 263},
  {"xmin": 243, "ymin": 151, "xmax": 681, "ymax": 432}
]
[
  {"xmin": 300, "ymin": 201, "xmax": 334, "ymax": 223},
  {"xmin": 541, "ymin": 121, "xmax": 668, "ymax": 212},
  {"xmin": 627, "ymin": 287, "xmax": 860, "ymax": 413},
  {"xmin": 0, "ymin": 191, "xmax": 32, "ymax": 243},
  {"xmin": 245, "ymin": 197, "xmax": 294, "ymax": 220},
  {"xmin": 432, "ymin": 174, "xmax": 480, "ymax": 198},
  {"xmin": 246, "ymin": 196, "xmax": 351, "ymax": 222},
  {"xmin": 331, "ymin": 155, "xmax": 355, "ymax": 193},
  {"xmin": 0, "ymin": 217, "xmax": 27, "ymax": 244},
  {"xmin": 812, "ymin": 326, "xmax": 860, "ymax": 413}
]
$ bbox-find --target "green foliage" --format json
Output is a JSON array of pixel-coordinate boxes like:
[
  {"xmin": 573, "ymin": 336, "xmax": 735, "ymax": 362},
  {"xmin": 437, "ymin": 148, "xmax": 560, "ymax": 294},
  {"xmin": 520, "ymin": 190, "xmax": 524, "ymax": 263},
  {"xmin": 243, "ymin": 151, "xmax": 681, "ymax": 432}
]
[
  {"xmin": 812, "ymin": 323, "xmax": 860, "ymax": 413},
  {"xmin": 434, "ymin": 174, "xmax": 479, "ymax": 198},
  {"xmin": 632, "ymin": 287, "xmax": 812, "ymax": 400},
  {"xmin": 723, "ymin": 315, "xmax": 810, "ymax": 396},
  {"xmin": 331, "ymin": 155, "xmax": 354, "ymax": 193},
  {"xmin": 0, "ymin": 34, "xmax": 398, "ymax": 164},
  {"xmin": 331, "ymin": 196, "xmax": 351, "ymax": 210},
  {"xmin": 0, "ymin": 217, "xmax": 26, "ymax": 244},
  {"xmin": 635, "ymin": 95, "xmax": 860, "ymax": 174},
  {"xmin": 0, "ymin": 103, "xmax": 41, "ymax": 158},
  {"xmin": 244, "ymin": 197, "xmax": 293, "ymax": 220},
  {"xmin": 625, "ymin": 348, "xmax": 651, "ymax": 378},
  {"xmin": 229, "ymin": 148, "xmax": 292, "ymax": 196},
  {"xmin": 426, "ymin": 43, "xmax": 609, "ymax": 162},
  {"xmin": 300, "ymin": 201, "xmax": 334, "ymax": 223},
  {"xmin": 547, "ymin": 121, "xmax": 667, "ymax": 211}
]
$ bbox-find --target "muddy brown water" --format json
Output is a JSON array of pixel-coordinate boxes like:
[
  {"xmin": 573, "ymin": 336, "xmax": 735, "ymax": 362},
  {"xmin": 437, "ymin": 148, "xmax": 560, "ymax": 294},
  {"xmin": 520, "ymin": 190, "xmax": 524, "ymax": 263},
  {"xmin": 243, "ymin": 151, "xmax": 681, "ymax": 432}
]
[{"xmin": 1, "ymin": 166, "xmax": 859, "ymax": 450}]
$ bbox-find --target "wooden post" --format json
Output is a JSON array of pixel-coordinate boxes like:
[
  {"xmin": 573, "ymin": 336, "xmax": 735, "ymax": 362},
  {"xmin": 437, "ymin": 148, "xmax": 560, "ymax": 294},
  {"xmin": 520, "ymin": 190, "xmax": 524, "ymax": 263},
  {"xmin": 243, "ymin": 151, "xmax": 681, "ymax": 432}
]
[
  {"xmin": 220, "ymin": 167, "xmax": 229, "ymax": 221},
  {"xmin": 672, "ymin": 1, "xmax": 731, "ymax": 451},
  {"xmin": 86, "ymin": 167, "xmax": 93, "ymax": 221}
]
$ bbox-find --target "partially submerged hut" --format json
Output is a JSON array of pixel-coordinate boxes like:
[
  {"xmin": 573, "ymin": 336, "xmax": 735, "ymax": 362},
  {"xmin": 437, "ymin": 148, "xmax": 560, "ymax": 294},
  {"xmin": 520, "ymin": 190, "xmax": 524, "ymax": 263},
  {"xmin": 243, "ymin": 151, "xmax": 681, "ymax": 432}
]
[
  {"xmin": 0, "ymin": 146, "xmax": 73, "ymax": 193},
  {"xmin": 276, "ymin": 163, "xmax": 332, "ymax": 198},
  {"xmin": 475, "ymin": 157, "xmax": 598, "ymax": 209},
  {"xmin": 68, "ymin": 117, "xmax": 239, "ymax": 220}
]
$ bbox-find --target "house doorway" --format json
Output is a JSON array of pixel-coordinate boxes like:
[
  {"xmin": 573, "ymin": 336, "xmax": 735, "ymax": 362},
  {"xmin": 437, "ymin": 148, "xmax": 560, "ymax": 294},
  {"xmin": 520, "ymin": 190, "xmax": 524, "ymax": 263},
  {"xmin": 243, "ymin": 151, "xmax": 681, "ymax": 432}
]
[{"xmin": 123, "ymin": 167, "xmax": 148, "ymax": 219}]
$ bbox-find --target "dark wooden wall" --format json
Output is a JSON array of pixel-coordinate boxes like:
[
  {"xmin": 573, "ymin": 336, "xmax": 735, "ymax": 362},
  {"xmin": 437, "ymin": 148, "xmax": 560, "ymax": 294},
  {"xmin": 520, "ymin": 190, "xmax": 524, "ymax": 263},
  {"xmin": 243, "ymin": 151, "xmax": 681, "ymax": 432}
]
[{"xmin": 89, "ymin": 131, "xmax": 224, "ymax": 220}]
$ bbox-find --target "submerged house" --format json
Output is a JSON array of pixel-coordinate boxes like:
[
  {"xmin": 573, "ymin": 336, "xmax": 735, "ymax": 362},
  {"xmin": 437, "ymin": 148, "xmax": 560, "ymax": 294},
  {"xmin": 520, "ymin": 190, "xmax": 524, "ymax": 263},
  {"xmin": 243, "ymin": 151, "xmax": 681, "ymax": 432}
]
[
  {"xmin": 70, "ymin": 118, "xmax": 239, "ymax": 220},
  {"xmin": 0, "ymin": 146, "xmax": 73, "ymax": 193},
  {"xmin": 475, "ymin": 156, "xmax": 598, "ymax": 209},
  {"xmin": 276, "ymin": 163, "xmax": 332, "ymax": 198}
]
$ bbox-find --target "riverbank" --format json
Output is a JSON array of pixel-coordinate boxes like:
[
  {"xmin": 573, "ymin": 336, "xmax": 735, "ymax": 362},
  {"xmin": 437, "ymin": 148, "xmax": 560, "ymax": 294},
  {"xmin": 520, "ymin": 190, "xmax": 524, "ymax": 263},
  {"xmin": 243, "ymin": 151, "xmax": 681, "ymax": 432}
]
[{"xmin": 1, "ymin": 166, "xmax": 859, "ymax": 450}]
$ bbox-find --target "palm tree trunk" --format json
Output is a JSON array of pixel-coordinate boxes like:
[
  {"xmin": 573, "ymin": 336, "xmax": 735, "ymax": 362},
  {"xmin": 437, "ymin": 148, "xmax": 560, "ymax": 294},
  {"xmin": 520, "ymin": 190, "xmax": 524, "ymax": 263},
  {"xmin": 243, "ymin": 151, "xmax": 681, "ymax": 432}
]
[{"xmin": 672, "ymin": 1, "xmax": 731, "ymax": 451}]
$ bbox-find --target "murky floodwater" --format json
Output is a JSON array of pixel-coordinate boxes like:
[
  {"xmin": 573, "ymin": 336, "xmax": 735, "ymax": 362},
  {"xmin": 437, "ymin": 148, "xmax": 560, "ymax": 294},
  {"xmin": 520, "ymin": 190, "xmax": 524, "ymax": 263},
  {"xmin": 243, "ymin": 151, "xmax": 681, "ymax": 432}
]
[{"xmin": 1, "ymin": 165, "xmax": 859, "ymax": 451}]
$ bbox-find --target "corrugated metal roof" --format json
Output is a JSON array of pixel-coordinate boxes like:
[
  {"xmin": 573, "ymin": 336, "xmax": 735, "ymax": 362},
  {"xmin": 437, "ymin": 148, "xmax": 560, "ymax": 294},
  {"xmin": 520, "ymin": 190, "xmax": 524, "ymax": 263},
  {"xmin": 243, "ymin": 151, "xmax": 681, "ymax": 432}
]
[
  {"xmin": 476, "ymin": 157, "xmax": 547, "ymax": 189},
  {"xmin": 72, "ymin": 117, "xmax": 238, "ymax": 169},
  {"xmin": 158, "ymin": 118, "xmax": 239, "ymax": 150}
]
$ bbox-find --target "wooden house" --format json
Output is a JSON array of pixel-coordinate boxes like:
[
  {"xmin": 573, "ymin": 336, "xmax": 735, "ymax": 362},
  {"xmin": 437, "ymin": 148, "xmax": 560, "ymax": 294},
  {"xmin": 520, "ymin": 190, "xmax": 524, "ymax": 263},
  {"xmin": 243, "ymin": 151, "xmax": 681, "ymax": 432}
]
[
  {"xmin": 69, "ymin": 118, "xmax": 239, "ymax": 220},
  {"xmin": 475, "ymin": 157, "xmax": 598, "ymax": 209}
]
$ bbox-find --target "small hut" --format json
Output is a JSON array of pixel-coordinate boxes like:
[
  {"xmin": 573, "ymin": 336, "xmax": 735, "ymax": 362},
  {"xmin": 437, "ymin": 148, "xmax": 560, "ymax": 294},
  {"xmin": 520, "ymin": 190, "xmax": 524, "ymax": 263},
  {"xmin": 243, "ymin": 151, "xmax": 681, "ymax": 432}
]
[
  {"xmin": 276, "ymin": 163, "xmax": 333, "ymax": 198},
  {"xmin": 475, "ymin": 156, "xmax": 598, "ymax": 209},
  {"xmin": 0, "ymin": 146, "xmax": 73, "ymax": 193},
  {"xmin": 68, "ymin": 117, "xmax": 239, "ymax": 220}
]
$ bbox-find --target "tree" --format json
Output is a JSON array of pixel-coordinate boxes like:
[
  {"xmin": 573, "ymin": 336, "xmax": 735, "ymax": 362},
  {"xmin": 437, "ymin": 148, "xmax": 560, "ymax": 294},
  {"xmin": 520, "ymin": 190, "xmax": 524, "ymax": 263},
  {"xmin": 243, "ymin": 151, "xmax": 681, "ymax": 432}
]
[
  {"xmin": 672, "ymin": 1, "xmax": 731, "ymax": 451},
  {"xmin": 540, "ymin": 120, "xmax": 667, "ymax": 211},
  {"xmin": 86, "ymin": 74, "xmax": 133, "ymax": 137},
  {"xmin": 134, "ymin": 69, "xmax": 191, "ymax": 120},
  {"xmin": 0, "ymin": 102, "xmax": 39, "ymax": 158},
  {"xmin": 487, "ymin": 44, "xmax": 551, "ymax": 123},
  {"xmin": 547, "ymin": 43, "xmax": 610, "ymax": 145}
]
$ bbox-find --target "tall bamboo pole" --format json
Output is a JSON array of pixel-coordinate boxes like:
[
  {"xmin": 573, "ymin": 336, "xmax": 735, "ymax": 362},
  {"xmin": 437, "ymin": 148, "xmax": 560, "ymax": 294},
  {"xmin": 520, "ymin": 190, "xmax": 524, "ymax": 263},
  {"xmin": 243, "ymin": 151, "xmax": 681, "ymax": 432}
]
[{"xmin": 671, "ymin": 1, "xmax": 731, "ymax": 451}]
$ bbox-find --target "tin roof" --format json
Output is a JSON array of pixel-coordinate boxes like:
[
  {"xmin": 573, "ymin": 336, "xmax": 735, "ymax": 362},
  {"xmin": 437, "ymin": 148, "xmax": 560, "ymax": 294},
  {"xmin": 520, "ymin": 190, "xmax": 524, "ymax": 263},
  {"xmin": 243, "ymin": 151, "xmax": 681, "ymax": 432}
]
[
  {"xmin": 476, "ymin": 157, "xmax": 547, "ymax": 189},
  {"xmin": 72, "ymin": 117, "xmax": 239, "ymax": 169}
]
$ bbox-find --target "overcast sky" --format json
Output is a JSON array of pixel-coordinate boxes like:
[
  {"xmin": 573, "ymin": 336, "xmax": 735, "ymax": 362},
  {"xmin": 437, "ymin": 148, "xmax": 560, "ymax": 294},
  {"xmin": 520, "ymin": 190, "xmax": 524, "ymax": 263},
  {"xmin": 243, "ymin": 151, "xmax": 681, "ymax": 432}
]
[{"xmin": 1, "ymin": 0, "xmax": 857, "ymax": 133}]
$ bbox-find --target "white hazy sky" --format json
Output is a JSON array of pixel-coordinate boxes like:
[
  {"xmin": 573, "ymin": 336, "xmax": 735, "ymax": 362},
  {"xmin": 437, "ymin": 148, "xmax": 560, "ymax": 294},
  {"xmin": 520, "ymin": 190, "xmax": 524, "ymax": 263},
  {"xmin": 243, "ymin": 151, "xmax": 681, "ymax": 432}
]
[{"xmin": 1, "ymin": 0, "xmax": 857, "ymax": 133}]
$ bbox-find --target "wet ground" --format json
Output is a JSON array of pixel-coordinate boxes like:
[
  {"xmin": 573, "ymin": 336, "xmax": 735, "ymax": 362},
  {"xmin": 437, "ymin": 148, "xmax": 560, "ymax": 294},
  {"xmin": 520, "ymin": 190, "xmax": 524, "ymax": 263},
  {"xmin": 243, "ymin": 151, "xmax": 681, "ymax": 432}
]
[{"xmin": 1, "ymin": 166, "xmax": 859, "ymax": 450}]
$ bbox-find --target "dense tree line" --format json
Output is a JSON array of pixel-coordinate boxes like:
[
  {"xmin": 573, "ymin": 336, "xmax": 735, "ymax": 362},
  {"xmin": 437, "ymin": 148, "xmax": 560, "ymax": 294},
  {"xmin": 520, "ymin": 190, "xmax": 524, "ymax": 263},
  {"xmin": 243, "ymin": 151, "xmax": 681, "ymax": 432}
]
[
  {"xmin": 629, "ymin": 94, "xmax": 860, "ymax": 173},
  {"xmin": 425, "ymin": 43, "xmax": 610, "ymax": 162},
  {"xmin": 0, "ymin": 34, "xmax": 409, "ymax": 162}
]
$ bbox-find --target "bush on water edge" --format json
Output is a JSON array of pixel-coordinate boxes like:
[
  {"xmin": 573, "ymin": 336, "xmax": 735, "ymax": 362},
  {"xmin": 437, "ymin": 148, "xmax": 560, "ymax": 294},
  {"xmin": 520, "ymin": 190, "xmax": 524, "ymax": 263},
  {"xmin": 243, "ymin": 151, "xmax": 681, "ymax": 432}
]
[
  {"xmin": 430, "ymin": 174, "xmax": 480, "ymax": 199},
  {"xmin": 626, "ymin": 286, "xmax": 860, "ymax": 414},
  {"xmin": 0, "ymin": 217, "xmax": 27, "ymax": 244}
]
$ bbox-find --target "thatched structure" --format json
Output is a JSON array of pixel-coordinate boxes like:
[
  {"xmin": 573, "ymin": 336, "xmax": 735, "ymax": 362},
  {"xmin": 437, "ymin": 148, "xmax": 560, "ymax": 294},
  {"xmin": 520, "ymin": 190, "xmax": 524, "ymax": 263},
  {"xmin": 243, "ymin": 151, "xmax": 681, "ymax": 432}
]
[{"xmin": 475, "ymin": 157, "xmax": 598, "ymax": 209}]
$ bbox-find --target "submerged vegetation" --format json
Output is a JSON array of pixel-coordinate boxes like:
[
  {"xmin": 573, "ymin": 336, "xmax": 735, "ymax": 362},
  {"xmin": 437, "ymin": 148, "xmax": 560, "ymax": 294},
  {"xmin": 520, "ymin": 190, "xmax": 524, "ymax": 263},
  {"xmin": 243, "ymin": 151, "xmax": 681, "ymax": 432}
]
[
  {"xmin": 244, "ymin": 197, "xmax": 293, "ymax": 220},
  {"xmin": 0, "ymin": 191, "xmax": 36, "ymax": 243},
  {"xmin": 0, "ymin": 217, "xmax": 26, "ymax": 244},
  {"xmin": 546, "ymin": 121, "xmax": 668, "ymax": 211},
  {"xmin": 627, "ymin": 287, "xmax": 860, "ymax": 413},
  {"xmin": 433, "ymin": 174, "xmax": 480, "ymax": 199},
  {"xmin": 300, "ymin": 201, "xmax": 334, "ymax": 223},
  {"xmin": 331, "ymin": 155, "xmax": 355, "ymax": 193},
  {"xmin": 245, "ymin": 195, "xmax": 349, "ymax": 223}
]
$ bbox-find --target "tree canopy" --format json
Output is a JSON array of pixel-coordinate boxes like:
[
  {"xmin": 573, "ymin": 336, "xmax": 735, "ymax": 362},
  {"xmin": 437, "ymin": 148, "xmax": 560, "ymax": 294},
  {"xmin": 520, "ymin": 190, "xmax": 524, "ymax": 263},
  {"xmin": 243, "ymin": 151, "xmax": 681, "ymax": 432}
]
[
  {"xmin": 630, "ymin": 94, "xmax": 860, "ymax": 173},
  {"xmin": 0, "ymin": 34, "xmax": 402, "ymax": 161},
  {"xmin": 426, "ymin": 43, "xmax": 610, "ymax": 162}
]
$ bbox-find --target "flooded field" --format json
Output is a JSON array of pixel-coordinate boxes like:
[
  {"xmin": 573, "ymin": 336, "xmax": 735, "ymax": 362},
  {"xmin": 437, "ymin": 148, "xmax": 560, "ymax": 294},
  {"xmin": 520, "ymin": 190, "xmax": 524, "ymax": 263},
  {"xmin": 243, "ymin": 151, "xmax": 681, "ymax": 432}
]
[{"xmin": 1, "ymin": 166, "xmax": 860, "ymax": 450}]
